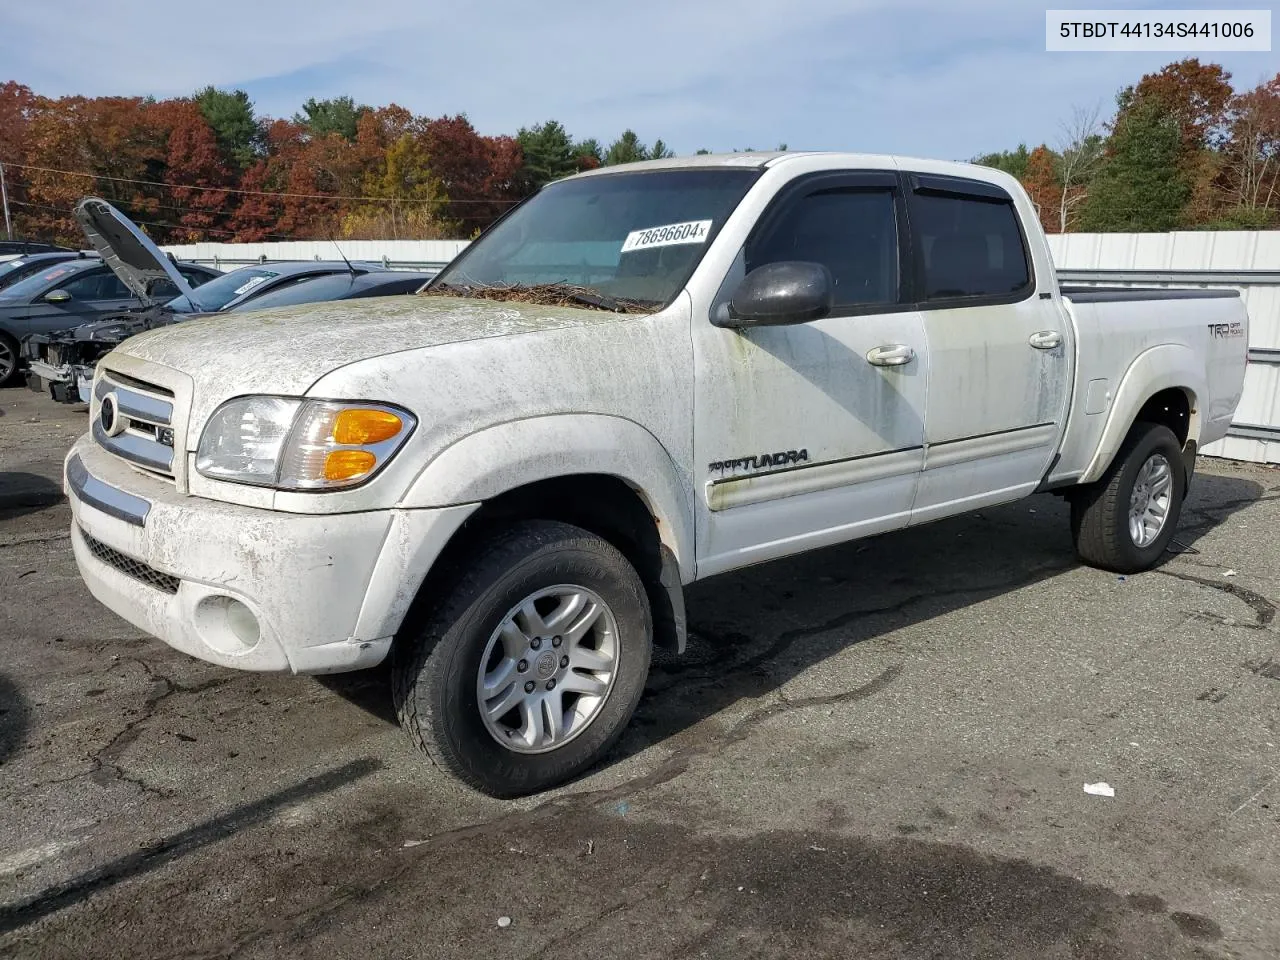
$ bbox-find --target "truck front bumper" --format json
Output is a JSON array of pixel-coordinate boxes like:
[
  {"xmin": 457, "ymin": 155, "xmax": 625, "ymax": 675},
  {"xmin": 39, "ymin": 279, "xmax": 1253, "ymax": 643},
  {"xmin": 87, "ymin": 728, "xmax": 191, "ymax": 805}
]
[{"xmin": 64, "ymin": 434, "xmax": 475, "ymax": 674}]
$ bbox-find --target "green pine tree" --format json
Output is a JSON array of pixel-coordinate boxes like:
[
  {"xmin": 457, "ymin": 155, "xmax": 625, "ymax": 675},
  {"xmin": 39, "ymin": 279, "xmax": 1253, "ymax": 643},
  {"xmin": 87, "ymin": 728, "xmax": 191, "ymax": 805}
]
[{"xmin": 1079, "ymin": 100, "xmax": 1189, "ymax": 231}]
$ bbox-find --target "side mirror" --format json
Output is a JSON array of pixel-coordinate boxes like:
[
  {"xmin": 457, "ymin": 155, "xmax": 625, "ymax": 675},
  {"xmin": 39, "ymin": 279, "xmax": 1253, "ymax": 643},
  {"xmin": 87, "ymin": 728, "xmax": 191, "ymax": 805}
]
[
  {"xmin": 721, "ymin": 261, "xmax": 833, "ymax": 328},
  {"xmin": 44, "ymin": 289, "xmax": 73, "ymax": 304}
]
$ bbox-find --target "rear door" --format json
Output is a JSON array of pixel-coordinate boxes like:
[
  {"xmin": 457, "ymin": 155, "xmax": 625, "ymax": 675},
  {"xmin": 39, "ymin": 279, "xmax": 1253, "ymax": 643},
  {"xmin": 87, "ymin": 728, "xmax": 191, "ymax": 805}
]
[{"xmin": 904, "ymin": 173, "xmax": 1071, "ymax": 523}]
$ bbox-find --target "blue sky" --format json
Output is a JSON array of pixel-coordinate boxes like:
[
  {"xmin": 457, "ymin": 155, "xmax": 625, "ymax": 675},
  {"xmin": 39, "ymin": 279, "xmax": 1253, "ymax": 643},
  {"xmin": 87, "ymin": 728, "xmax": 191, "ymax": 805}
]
[{"xmin": 2, "ymin": 0, "xmax": 1276, "ymax": 160}]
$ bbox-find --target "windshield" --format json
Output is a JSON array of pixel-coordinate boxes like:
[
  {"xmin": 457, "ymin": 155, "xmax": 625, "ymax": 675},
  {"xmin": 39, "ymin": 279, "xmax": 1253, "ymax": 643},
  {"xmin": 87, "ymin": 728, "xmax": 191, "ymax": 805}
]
[
  {"xmin": 430, "ymin": 168, "xmax": 761, "ymax": 308},
  {"xmin": 166, "ymin": 267, "xmax": 280, "ymax": 313},
  {"xmin": 0, "ymin": 262, "xmax": 87, "ymax": 301}
]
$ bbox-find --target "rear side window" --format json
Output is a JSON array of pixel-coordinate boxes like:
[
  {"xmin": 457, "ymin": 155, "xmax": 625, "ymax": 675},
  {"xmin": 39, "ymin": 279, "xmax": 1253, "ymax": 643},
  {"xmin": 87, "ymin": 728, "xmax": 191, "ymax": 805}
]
[
  {"xmin": 911, "ymin": 191, "xmax": 1030, "ymax": 301},
  {"xmin": 746, "ymin": 188, "xmax": 899, "ymax": 309}
]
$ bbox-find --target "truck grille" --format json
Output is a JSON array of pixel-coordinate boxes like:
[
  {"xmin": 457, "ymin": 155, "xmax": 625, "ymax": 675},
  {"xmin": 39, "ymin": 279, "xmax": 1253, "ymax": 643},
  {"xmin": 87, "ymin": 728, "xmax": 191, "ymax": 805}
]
[
  {"xmin": 92, "ymin": 369, "xmax": 178, "ymax": 483},
  {"xmin": 80, "ymin": 527, "xmax": 180, "ymax": 594}
]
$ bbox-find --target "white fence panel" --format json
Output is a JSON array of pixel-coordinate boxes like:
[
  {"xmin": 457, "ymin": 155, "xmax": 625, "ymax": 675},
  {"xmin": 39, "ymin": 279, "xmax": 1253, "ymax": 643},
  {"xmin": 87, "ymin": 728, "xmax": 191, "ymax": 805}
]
[{"xmin": 161, "ymin": 239, "xmax": 471, "ymax": 272}]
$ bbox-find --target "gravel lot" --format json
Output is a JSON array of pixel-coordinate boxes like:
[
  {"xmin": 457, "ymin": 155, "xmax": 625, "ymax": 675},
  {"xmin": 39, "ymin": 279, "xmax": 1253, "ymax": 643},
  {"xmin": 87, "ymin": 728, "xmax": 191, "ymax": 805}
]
[{"xmin": 1, "ymin": 384, "xmax": 1278, "ymax": 960}]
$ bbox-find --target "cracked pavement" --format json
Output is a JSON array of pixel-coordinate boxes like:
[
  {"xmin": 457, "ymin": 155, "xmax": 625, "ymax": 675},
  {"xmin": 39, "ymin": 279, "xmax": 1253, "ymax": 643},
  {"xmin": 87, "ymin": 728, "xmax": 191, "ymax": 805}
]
[{"xmin": 2, "ymin": 386, "xmax": 1280, "ymax": 959}]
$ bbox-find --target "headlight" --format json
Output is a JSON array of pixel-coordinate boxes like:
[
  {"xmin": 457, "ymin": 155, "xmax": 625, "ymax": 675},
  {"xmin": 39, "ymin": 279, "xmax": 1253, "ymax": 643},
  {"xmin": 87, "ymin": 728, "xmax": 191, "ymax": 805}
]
[{"xmin": 195, "ymin": 397, "xmax": 416, "ymax": 490}]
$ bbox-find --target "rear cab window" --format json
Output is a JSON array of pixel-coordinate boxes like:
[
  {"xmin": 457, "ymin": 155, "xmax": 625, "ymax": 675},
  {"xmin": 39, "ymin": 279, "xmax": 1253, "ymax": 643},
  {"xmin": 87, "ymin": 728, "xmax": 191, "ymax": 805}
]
[{"xmin": 906, "ymin": 175, "xmax": 1033, "ymax": 305}]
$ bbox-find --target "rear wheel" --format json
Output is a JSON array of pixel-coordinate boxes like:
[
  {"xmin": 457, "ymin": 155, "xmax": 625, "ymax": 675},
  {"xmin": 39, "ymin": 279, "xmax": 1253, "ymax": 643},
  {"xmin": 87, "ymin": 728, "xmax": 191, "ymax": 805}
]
[
  {"xmin": 0, "ymin": 333, "xmax": 20, "ymax": 387},
  {"xmin": 1071, "ymin": 422, "xmax": 1186, "ymax": 573},
  {"xmin": 392, "ymin": 520, "xmax": 652, "ymax": 797}
]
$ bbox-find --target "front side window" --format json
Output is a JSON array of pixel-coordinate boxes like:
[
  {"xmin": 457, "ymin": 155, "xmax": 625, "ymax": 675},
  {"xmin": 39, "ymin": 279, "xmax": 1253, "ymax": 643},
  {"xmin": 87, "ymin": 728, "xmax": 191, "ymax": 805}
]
[
  {"xmin": 911, "ymin": 191, "xmax": 1030, "ymax": 301},
  {"xmin": 58, "ymin": 270, "xmax": 124, "ymax": 301},
  {"xmin": 746, "ymin": 187, "xmax": 899, "ymax": 309},
  {"xmin": 431, "ymin": 169, "xmax": 761, "ymax": 308}
]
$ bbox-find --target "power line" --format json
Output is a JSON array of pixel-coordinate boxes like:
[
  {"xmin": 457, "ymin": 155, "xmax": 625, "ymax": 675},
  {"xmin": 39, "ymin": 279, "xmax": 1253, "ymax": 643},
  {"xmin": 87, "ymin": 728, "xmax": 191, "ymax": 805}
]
[
  {"xmin": 8, "ymin": 198, "xmax": 303, "ymax": 241},
  {"xmin": 3, "ymin": 160, "xmax": 521, "ymax": 206}
]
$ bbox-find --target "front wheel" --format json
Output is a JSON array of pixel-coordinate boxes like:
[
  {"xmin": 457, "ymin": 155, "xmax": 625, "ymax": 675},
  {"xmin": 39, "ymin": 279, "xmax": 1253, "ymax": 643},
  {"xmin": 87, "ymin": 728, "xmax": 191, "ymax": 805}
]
[
  {"xmin": 1071, "ymin": 422, "xmax": 1186, "ymax": 573},
  {"xmin": 392, "ymin": 520, "xmax": 652, "ymax": 797},
  {"xmin": 0, "ymin": 333, "xmax": 20, "ymax": 387}
]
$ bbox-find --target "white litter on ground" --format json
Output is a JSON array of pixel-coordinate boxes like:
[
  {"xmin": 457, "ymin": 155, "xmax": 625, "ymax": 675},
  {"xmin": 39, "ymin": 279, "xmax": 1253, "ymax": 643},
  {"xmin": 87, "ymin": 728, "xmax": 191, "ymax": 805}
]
[
  {"xmin": 497, "ymin": 916, "xmax": 512, "ymax": 928},
  {"xmin": 1224, "ymin": 569, "xmax": 1237, "ymax": 577},
  {"xmin": 1084, "ymin": 782, "xmax": 1116, "ymax": 797}
]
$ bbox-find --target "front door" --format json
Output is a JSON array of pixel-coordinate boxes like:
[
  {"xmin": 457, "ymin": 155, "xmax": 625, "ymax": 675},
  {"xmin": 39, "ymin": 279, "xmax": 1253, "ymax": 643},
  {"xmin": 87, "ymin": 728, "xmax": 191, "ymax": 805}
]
[
  {"xmin": 692, "ymin": 171, "xmax": 929, "ymax": 577},
  {"xmin": 903, "ymin": 173, "xmax": 1072, "ymax": 523}
]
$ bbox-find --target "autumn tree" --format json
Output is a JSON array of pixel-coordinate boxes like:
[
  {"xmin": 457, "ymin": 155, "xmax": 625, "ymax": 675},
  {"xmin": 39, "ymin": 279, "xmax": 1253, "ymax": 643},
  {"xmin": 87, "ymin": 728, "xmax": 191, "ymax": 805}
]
[
  {"xmin": 1213, "ymin": 74, "xmax": 1280, "ymax": 227},
  {"xmin": 1114, "ymin": 59, "xmax": 1234, "ymax": 224},
  {"xmin": 0, "ymin": 82, "xmax": 37, "ymax": 238},
  {"xmin": 155, "ymin": 99, "xmax": 232, "ymax": 240},
  {"xmin": 1020, "ymin": 145, "xmax": 1062, "ymax": 234},
  {"xmin": 422, "ymin": 115, "xmax": 524, "ymax": 235}
]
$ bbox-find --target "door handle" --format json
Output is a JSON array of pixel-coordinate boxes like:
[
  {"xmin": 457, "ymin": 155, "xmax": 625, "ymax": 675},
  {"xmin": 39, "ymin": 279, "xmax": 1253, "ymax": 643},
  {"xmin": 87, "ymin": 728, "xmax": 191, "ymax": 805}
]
[
  {"xmin": 865, "ymin": 344, "xmax": 916, "ymax": 367},
  {"xmin": 1029, "ymin": 330, "xmax": 1062, "ymax": 350}
]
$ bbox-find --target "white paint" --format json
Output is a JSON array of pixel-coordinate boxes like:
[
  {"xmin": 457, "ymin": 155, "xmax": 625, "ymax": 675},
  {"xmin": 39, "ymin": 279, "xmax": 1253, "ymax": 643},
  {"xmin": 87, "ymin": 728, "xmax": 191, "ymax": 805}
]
[{"xmin": 67, "ymin": 152, "xmax": 1249, "ymax": 677}]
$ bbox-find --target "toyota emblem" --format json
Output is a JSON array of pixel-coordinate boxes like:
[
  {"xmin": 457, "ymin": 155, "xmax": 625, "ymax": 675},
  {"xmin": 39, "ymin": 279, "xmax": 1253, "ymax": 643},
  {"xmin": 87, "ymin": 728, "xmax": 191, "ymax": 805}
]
[{"xmin": 100, "ymin": 393, "xmax": 127, "ymax": 438}]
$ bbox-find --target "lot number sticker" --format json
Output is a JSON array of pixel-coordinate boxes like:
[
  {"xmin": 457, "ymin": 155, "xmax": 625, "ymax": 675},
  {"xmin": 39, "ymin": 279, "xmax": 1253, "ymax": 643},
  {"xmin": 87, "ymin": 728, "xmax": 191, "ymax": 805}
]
[{"xmin": 620, "ymin": 220, "xmax": 713, "ymax": 253}]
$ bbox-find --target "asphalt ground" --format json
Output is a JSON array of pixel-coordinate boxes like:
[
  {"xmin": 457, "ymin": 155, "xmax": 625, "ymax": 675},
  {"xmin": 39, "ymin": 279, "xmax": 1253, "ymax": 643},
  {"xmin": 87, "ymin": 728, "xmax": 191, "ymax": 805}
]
[{"xmin": 1, "ymin": 383, "xmax": 1278, "ymax": 959}]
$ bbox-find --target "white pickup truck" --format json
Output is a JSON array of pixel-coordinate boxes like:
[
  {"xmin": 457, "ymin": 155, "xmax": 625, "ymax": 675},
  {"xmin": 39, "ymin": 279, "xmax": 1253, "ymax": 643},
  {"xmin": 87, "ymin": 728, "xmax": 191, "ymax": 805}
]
[{"xmin": 64, "ymin": 152, "xmax": 1249, "ymax": 796}]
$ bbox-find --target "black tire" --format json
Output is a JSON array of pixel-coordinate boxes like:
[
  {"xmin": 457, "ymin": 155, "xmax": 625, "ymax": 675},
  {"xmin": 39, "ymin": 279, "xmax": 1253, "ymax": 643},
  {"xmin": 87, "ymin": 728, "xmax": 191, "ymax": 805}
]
[
  {"xmin": 1071, "ymin": 421, "xmax": 1186, "ymax": 573},
  {"xmin": 391, "ymin": 520, "xmax": 652, "ymax": 797},
  {"xmin": 0, "ymin": 332, "xmax": 20, "ymax": 387}
]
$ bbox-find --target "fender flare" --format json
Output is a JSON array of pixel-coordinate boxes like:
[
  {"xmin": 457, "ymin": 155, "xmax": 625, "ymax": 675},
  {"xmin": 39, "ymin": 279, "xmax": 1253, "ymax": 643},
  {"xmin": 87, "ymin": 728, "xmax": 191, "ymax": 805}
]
[
  {"xmin": 1080, "ymin": 343, "xmax": 1204, "ymax": 484},
  {"xmin": 398, "ymin": 413, "xmax": 695, "ymax": 582}
]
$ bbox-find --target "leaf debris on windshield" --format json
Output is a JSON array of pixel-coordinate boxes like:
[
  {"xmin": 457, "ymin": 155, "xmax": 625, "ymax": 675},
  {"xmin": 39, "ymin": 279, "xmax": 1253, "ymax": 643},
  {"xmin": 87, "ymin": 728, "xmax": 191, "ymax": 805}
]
[{"xmin": 421, "ymin": 282, "xmax": 657, "ymax": 314}]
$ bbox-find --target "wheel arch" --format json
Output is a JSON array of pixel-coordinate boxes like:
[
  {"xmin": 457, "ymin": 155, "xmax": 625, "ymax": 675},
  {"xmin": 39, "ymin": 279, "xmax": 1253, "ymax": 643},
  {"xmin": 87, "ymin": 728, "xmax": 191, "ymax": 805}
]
[
  {"xmin": 394, "ymin": 415, "xmax": 694, "ymax": 653},
  {"xmin": 1080, "ymin": 344, "xmax": 1204, "ymax": 485}
]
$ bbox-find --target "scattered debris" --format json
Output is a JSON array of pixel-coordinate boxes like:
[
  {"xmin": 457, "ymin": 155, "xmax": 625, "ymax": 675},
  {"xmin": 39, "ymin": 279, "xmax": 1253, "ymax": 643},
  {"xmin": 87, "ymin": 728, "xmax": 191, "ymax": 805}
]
[
  {"xmin": 585, "ymin": 839, "xmax": 594, "ymax": 855},
  {"xmin": 1117, "ymin": 576, "xmax": 1127, "ymax": 582},
  {"xmin": 402, "ymin": 839, "xmax": 428, "ymax": 848},
  {"xmin": 1223, "ymin": 569, "xmax": 1237, "ymax": 577},
  {"xmin": 1084, "ymin": 782, "xmax": 1115, "ymax": 798},
  {"xmin": 497, "ymin": 916, "xmax": 512, "ymax": 928},
  {"xmin": 808, "ymin": 844, "xmax": 827, "ymax": 852}
]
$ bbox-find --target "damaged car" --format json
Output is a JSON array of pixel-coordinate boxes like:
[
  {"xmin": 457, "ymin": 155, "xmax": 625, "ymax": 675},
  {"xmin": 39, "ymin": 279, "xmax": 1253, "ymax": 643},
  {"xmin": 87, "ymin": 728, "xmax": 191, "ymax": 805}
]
[{"xmin": 21, "ymin": 198, "xmax": 435, "ymax": 401}]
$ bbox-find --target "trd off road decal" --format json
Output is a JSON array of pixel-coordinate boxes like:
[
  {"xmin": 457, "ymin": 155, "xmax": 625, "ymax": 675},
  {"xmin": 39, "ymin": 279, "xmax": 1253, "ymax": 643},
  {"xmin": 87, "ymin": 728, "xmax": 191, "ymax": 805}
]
[
  {"xmin": 709, "ymin": 450, "xmax": 809, "ymax": 474},
  {"xmin": 1208, "ymin": 321, "xmax": 1245, "ymax": 339},
  {"xmin": 620, "ymin": 220, "xmax": 712, "ymax": 253}
]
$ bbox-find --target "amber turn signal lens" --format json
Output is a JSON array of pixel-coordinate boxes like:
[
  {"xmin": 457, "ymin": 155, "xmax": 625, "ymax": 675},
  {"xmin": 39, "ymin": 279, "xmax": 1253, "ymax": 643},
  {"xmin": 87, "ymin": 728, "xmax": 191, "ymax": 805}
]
[
  {"xmin": 332, "ymin": 409, "xmax": 403, "ymax": 445},
  {"xmin": 323, "ymin": 449, "xmax": 377, "ymax": 481}
]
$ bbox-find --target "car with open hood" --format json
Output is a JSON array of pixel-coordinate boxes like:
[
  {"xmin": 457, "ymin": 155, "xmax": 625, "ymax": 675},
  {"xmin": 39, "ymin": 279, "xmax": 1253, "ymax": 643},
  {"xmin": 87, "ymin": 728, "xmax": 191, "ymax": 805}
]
[
  {"xmin": 0, "ymin": 206, "xmax": 218, "ymax": 386},
  {"xmin": 19, "ymin": 197, "xmax": 435, "ymax": 400}
]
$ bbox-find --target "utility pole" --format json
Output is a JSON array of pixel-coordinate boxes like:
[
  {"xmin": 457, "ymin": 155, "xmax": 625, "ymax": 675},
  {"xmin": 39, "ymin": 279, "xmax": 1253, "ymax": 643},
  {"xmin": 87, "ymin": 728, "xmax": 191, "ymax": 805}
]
[{"xmin": 0, "ymin": 161, "xmax": 12, "ymax": 241}]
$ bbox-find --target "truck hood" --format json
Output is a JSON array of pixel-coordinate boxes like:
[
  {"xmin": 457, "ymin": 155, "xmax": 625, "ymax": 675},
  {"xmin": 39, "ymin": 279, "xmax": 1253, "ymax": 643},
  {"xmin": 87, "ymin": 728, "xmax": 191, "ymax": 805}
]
[
  {"xmin": 74, "ymin": 197, "xmax": 194, "ymax": 305},
  {"xmin": 114, "ymin": 293, "xmax": 627, "ymax": 424}
]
